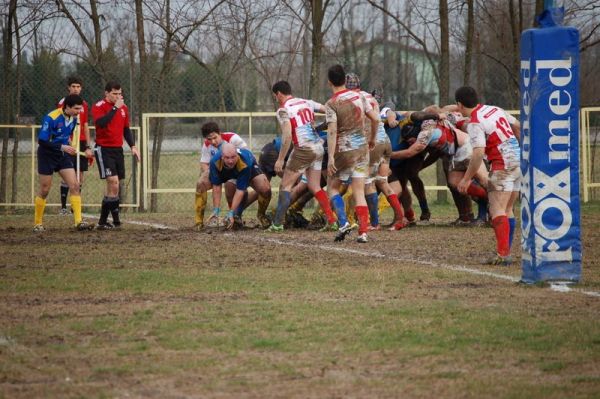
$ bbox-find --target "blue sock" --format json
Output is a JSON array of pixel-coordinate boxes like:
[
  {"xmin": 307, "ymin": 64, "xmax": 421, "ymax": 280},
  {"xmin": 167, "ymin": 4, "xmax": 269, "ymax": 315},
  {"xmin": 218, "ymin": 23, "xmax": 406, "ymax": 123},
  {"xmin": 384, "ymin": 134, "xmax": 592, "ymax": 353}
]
[
  {"xmin": 365, "ymin": 193, "xmax": 379, "ymax": 226},
  {"xmin": 508, "ymin": 217, "xmax": 516, "ymax": 248},
  {"xmin": 418, "ymin": 199, "xmax": 429, "ymax": 214},
  {"xmin": 477, "ymin": 199, "xmax": 488, "ymax": 220},
  {"xmin": 331, "ymin": 194, "xmax": 347, "ymax": 226},
  {"xmin": 273, "ymin": 190, "xmax": 291, "ymax": 226}
]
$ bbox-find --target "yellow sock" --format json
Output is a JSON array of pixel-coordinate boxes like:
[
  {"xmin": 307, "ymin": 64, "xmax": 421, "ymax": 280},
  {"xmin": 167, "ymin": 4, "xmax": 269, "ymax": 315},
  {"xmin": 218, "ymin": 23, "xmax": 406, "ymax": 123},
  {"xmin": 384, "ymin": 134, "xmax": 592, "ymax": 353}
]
[
  {"xmin": 343, "ymin": 189, "xmax": 355, "ymax": 224},
  {"xmin": 71, "ymin": 195, "xmax": 82, "ymax": 225},
  {"xmin": 195, "ymin": 192, "xmax": 207, "ymax": 225},
  {"xmin": 34, "ymin": 196, "xmax": 46, "ymax": 226},
  {"xmin": 378, "ymin": 193, "xmax": 390, "ymax": 214}
]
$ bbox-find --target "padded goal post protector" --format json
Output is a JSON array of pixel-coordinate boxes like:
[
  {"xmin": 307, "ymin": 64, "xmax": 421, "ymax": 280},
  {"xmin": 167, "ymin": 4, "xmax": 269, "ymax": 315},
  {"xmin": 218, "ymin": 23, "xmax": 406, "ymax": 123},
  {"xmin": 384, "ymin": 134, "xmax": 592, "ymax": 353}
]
[{"xmin": 519, "ymin": 6, "xmax": 582, "ymax": 283}]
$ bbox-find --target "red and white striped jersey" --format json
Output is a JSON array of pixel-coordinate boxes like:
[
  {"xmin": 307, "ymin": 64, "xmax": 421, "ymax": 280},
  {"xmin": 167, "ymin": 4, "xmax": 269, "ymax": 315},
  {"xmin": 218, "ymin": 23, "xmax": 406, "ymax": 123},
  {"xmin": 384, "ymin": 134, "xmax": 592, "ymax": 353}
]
[
  {"xmin": 200, "ymin": 132, "xmax": 247, "ymax": 163},
  {"xmin": 467, "ymin": 104, "xmax": 520, "ymax": 170},
  {"xmin": 276, "ymin": 97, "xmax": 323, "ymax": 148}
]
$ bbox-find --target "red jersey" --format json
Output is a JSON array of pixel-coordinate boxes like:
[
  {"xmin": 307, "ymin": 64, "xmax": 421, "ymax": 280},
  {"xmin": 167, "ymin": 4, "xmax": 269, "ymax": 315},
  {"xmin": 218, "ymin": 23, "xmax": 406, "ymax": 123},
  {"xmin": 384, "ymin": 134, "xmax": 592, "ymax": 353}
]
[
  {"xmin": 58, "ymin": 97, "xmax": 88, "ymax": 141},
  {"xmin": 92, "ymin": 99, "xmax": 130, "ymax": 147}
]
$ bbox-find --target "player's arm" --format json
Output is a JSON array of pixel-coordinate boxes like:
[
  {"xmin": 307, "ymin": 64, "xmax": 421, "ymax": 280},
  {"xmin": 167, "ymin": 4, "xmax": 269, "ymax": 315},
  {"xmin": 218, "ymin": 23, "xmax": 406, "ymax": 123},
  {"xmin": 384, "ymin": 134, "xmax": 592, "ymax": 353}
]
[
  {"xmin": 200, "ymin": 162, "xmax": 209, "ymax": 174},
  {"xmin": 209, "ymin": 163, "xmax": 222, "ymax": 210},
  {"xmin": 458, "ymin": 124, "xmax": 486, "ymax": 194},
  {"xmin": 94, "ymin": 107, "xmax": 118, "ymax": 128},
  {"xmin": 327, "ymin": 122, "xmax": 337, "ymax": 176},
  {"xmin": 227, "ymin": 166, "xmax": 251, "ymax": 222},
  {"xmin": 366, "ymin": 109, "xmax": 379, "ymax": 150},
  {"xmin": 390, "ymin": 141, "xmax": 426, "ymax": 159},
  {"xmin": 275, "ymin": 119, "xmax": 293, "ymax": 174},
  {"xmin": 507, "ymin": 113, "xmax": 521, "ymax": 143},
  {"xmin": 408, "ymin": 111, "xmax": 440, "ymax": 123}
]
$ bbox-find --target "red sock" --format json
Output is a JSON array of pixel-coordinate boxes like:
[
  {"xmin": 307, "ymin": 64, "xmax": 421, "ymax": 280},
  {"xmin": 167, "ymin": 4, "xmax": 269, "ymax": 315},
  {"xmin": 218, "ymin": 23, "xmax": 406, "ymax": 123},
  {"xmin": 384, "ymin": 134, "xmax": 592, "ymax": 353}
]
[
  {"xmin": 387, "ymin": 194, "xmax": 404, "ymax": 221},
  {"xmin": 491, "ymin": 215, "xmax": 510, "ymax": 256},
  {"xmin": 405, "ymin": 208, "xmax": 415, "ymax": 221},
  {"xmin": 467, "ymin": 183, "xmax": 487, "ymax": 200},
  {"xmin": 355, "ymin": 205, "xmax": 369, "ymax": 234},
  {"xmin": 315, "ymin": 189, "xmax": 336, "ymax": 224}
]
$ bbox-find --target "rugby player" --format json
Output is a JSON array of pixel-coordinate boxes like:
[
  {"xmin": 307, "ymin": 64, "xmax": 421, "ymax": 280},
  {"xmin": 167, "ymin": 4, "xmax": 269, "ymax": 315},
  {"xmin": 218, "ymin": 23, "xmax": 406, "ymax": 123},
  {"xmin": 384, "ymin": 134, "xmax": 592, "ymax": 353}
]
[
  {"xmin": 455, "ymin": 86, "xmax": 521, "ymax": 265},
  {"xmin": 33, "ymin": 94, "xmax": 93, "ymax": 231},
  {"xmin": 92, "ymin": 81, "xmax": 141, "ymax": 230},
  {"xmin": 267, "ymin": 80, "xmax": 337, "ymax": 232},
  {"xmin": 391, "ymin": 113, "xmax": 489, "ymax": 222},
  {"xmin": 345, "ymin": 73, "xmax": 406, "ymax": 231},
  {"xmin": 325, "ymin": 65, "xmax": 379, "ymax": 243},
  {"xmin": 57, "ymin": 76, "xmax": 93, "ymax": 215},
  {"xmin": 209, "ymin": 143, "xmax": 272, "ymax": 229}
]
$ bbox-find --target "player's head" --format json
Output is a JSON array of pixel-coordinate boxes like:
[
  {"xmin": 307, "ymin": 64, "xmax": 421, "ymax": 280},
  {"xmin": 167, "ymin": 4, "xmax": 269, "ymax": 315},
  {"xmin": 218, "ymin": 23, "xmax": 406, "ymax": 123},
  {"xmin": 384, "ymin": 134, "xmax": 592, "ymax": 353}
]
[
  {"xmin": 371, "ymin": 88, "xmax": 383, "ymax": 104},
  {"xmin": 104, "ymin": 81, "xmax": 123, "ymax": 103},
  {"xmin": 221, "ymin": 143, "xmax": 239, "ymax": 168},
  {"xmin": 201, "ymin": 121, "xmax": 223, "ymax": 146},
  {"xmin": 63, "ymin": 94, "xmax": 84, "ymax": 116},
  {"xmin": 328, "ymin": 64, "xmax": 346, "ymax": 88},
  {"xmin": 66, "ymin": 76, "xmax": 83, "ymax": 95},
  {"xmin": 272, "ymin": 81, "xmax": 292, "ymax": 96},
  {"xmin": 345, "ymin": 73, "xmax": 360, "ymax": 90},
  {"xmin": 455, "ymin": 86, "xmax": 479, "ymax": 114}
]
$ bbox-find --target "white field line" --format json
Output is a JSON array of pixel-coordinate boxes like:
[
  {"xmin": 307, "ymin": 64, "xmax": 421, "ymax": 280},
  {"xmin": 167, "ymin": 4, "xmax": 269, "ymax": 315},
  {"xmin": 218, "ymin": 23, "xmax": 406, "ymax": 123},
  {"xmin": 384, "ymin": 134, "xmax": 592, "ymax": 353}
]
[{"xmin": 82, "ymin": 214, "xmax": 600, "ymax": 298}]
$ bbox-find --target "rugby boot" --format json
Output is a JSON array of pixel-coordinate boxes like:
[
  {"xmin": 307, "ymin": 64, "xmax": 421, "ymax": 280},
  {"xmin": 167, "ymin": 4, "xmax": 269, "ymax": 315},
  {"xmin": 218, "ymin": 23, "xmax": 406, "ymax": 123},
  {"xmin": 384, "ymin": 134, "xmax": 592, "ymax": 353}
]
[
  {"xmin": 485, "ymin": 254, "xmax": 513, "ymax": 266},
  {"xmin": 76, "ymin": 221, "xmax": 95, "ymax": 231},
  {"xmin": 319, "ymin": 221, "xmax": 338, "ymax": 232},
  {"xmin": 59, "ymin": 207, "xmax": 69, "ymax": 216},
  {"xmin": 257, "ymin": 213, "xmax": 272, "ymax": 229},
  {"xmin": 267, "ymin": 224, "xmax": 284, "ymax": 232},
  {"xmin": 367, "ymin": 225, "xmax": 381, "ymax": 231},
  {"xmin": 389, "ymin": 218, "xmax": 408, "ymax": 231},
  {"xmin": 33, "ymin": 224, "xmax": 46, "ymax": 232},
  {"xmin": 334, "ymin": 222, "xmax": 356, "ymax": 242},
  {"xmin": 96, "ymin": 222, "xmax": 115, "ymax": 231},
  {"xmin": 356, "ymin": 233, "xmax": 368, "ymax": 243}
]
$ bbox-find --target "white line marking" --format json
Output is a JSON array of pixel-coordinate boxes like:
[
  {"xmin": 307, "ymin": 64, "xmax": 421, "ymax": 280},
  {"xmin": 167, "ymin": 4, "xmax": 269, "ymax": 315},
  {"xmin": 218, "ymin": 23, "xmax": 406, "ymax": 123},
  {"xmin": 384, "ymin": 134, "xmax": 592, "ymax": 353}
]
[{"xmin": 82, "ymin": 215, "xmax": 600, "ymax": 298}]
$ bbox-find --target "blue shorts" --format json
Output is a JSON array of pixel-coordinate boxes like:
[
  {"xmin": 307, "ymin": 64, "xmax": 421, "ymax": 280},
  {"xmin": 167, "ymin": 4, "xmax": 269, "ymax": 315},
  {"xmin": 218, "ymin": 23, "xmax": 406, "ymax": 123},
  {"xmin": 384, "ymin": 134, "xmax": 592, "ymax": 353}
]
[{"xmin": 37, "ymin": 147, "xmax": 74, "ymax": 175}]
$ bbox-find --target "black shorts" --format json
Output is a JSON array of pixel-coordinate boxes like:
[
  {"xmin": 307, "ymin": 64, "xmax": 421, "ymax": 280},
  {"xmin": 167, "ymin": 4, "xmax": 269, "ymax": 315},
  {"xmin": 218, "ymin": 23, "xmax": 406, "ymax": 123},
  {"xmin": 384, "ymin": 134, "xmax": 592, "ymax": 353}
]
[
  {"xmin": 95, "ymin": 146, "xmax": 125, "ymax": 179},
  {"xmin": 68, "ymin": 141, "xmax": 89, "ymax": 172},
  {"xmin": 258, "ymin": 142, "xmax": 278, "ymax": 178},
  {"xmin": 37, "ymin": 146, "xmax": 74, "ymax": 175},
  {"xmin": 251, "ymin": 163, "xmax": 264, "ymax": 181}
]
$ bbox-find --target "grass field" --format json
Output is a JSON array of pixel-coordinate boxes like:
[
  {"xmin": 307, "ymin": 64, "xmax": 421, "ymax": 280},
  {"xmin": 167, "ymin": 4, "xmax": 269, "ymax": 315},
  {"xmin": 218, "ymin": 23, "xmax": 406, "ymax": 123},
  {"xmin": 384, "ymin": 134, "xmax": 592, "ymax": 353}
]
[{"xmin": 1, "ymin": 202, "xmax": 599, "ymax": 398}]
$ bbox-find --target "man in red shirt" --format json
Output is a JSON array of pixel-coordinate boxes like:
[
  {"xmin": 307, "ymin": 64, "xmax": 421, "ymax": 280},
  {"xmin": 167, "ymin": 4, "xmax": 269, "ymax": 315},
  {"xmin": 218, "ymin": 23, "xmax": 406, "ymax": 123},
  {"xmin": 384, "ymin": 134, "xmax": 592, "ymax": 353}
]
[
  {"xmin": 92, "ymin": 81, "xmax": 140, "ymax": 229},
  {"xmin": 57, "ymin": 76, "xmax": 93, "ymax": 215}
]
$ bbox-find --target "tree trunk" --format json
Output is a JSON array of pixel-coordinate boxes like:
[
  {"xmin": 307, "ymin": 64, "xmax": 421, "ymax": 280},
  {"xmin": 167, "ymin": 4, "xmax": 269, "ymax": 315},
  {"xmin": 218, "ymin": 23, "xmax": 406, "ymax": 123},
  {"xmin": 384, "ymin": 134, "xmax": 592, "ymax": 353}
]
[
  {"xmin": 11, "ymin": 6, "xmax": 22, "ymax": 205},
  {"xmin": 509, "ymin": 0, "xmax": 520, "ymax": 107},
  {"xmin": 309, "ymin": 0, "xmax": 324, "ymax": 99},
  {"xmin": 382, "ymin": 0, "xmax": 390, "ymax": 87},
  {"xmin": 1, "ymin": 0, "xmax": 17, "ymax": 204},
  {"xmin": 437, "ymin": 0, "xmax": 450, "ymax": 203},
  {"xmin": 463, "ymin": 0, "xmax": 474, "ymax": 85},
  {"xmin": 135, "ymin": 0, "xmax": 149, "ymax": 210}
]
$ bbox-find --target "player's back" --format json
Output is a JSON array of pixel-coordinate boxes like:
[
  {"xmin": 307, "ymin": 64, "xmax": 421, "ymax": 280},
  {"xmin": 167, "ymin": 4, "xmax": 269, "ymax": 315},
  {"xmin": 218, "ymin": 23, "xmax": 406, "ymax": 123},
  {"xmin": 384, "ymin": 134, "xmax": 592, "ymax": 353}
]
[
  {"xmin": 279, "ymin": 98, "xmax": 321, "ymax": 147},
  {"xmin": 325, "ymin": 89, "xmax": 369, "ymax": 151},
  {"xmin": 470, "ymin": 104, "xmax": 519, "ymax": 170}
]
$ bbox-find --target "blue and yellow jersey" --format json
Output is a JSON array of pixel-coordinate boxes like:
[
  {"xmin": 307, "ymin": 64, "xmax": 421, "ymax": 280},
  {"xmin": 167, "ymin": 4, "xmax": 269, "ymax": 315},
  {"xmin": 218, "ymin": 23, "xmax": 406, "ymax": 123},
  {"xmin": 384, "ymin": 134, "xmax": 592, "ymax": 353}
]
[
  {"xmin": 38, "ymin": 108, "xmax": 78, "ymax": 152},
  {"xmin": 209, "ymin": 148, "xmax": 256, "ymax": 190}
]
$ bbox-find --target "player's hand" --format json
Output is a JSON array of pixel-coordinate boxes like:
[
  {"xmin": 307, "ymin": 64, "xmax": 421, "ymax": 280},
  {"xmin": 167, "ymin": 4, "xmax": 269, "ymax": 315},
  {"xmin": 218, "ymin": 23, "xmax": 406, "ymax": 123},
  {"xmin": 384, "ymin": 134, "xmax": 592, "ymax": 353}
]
[
  {"xmin": 131, "ymin": 146, "xmax": 141, "ymax": 162},
  {"xmin": 438, "ymin": 112, "xmax": 448, "ymax": 120},
  {"xmin": 274, "ymin": 159, "xmax": 284, "ymax": 174},
  {"xmin": 84, "ymin": 148, "xmax": 93, "ymax": 159},
  {"xmin": 88, "ymin": 157, "xmax": 95, "ymax": 167},
  {"xmin": 61, "ymin": 145, "xmax": 76, "ymax": 155},
  {"xmin": 368, "ymin": 139, "xmax": 376, "ymax": 151},
  {"xmin": 115, "ymin": 96, "xmax": 125, "ymax": 109},
  {"xmin": 457, "ymin": 178, "xmax": 470, "ymax": 195},
  {"xmin": 388, "ymin": 120, "xmax": 398, "ymax": 128},
  {"xmin": 327, "ymin": 160, "xmax": 337, "ymax": 177}
]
